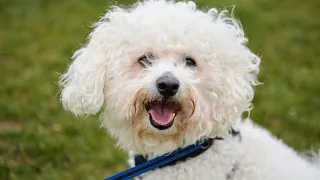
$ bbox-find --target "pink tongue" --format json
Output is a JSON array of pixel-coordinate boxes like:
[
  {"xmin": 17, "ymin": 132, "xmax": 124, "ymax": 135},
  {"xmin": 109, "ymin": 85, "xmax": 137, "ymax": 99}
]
[{"xmin": 148, "ymin": 103, "xmax": 174, "ymax": 126}]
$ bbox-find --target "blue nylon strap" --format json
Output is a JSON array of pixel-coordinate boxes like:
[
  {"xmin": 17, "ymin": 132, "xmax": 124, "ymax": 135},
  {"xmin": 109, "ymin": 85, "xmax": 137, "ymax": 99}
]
[{"xmin": 104, "ymin": 143, "xmax": 204, "ymax": 180}]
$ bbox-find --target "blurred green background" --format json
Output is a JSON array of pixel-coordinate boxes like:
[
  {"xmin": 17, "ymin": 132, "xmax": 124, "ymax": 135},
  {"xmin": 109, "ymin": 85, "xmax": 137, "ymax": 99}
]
[{"xmin": 0, "ymin": 0, "xmax": 319, "ymax": 179}]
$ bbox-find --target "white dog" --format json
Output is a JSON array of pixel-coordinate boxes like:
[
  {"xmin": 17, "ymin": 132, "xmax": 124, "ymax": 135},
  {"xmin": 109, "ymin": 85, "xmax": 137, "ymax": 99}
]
[{"xmin": 59, "ymin": 0, "xmax": 320, "ymax": 179}]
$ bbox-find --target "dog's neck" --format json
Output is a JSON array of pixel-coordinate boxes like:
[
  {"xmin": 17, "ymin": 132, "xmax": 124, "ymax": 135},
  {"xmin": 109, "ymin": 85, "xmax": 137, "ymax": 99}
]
[
  {"xmin": 134, "ymin": 137, "xmax": 221, "ymax": 168},
  {"xmin": 134, "ymin": 128, "xmax": 241, "ymax": 169}
]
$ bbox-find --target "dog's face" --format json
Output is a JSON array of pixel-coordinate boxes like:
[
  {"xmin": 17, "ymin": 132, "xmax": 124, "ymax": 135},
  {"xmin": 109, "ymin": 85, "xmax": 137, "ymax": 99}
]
[{"xmin": 60, "ymin": 0, "xmax": 260, "ymax": 155}]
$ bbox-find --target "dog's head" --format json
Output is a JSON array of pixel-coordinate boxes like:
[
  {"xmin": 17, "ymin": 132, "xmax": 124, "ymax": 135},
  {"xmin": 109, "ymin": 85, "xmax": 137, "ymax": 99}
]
[{"xmin": 59, "ymin": 0, "xmax": 260, "ymax": 156}]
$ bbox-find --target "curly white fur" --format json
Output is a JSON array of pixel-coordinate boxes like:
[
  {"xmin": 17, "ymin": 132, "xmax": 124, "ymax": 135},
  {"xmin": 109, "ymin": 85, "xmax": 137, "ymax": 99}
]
[{"xmin": 59, "ymin": 0, "xmax": 320, "ymax": 179}]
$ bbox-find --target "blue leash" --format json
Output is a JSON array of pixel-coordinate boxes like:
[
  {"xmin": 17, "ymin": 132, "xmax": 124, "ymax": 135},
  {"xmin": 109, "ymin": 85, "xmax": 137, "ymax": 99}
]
[{"xmin": 104, "ymin": 139, "xmax": 213, "ymax": 180}]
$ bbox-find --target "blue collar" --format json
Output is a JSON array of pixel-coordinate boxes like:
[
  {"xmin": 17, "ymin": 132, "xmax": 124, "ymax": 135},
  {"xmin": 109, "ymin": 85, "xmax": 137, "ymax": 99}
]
[
  {"xmin": 104, "ymin": 137, "xmax": 223, "ymax": 180},
  {"xmin": 134, "ymin": 137, "xmax": 223, "ymax": 168}
]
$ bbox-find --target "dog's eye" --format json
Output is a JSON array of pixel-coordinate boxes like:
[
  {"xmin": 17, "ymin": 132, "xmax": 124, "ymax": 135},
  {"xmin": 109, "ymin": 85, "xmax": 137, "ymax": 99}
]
[
  {"xmin": 138, "ymin": 54, "xmax": 154, "ymax": 67},
  {"xmin": 184, "ymin": 57, "xmax": 196, "ymax": 67}
]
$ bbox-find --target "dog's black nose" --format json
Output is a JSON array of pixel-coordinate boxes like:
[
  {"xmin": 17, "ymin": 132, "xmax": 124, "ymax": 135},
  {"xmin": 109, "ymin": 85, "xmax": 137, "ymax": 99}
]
[{"xmin": 156, "ymin": 76, "xmax": 180, "ymax": 97}]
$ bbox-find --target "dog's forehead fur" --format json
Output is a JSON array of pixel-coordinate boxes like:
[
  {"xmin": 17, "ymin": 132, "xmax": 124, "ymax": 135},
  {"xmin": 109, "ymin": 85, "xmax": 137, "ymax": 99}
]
[
  {"xmin": 95, "ymin": 1, "xmax": 248, "ymax": 60},
  {"xmin": 60, "ymin": 0, "xmax": 260, "ymax": 155}
]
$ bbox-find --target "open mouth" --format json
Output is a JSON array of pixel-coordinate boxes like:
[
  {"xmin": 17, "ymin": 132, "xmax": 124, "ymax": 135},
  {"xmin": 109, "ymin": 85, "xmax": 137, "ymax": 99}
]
[{"xmin": 145, "ymin": 100, "xmax": 181, "ymax": 130}]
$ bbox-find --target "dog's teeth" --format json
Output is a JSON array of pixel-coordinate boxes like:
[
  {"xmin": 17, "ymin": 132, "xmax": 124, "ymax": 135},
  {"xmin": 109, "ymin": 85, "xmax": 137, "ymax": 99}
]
[{"xmin": 173, "ymin": 113, "xmax": 176, "ymax": 117}]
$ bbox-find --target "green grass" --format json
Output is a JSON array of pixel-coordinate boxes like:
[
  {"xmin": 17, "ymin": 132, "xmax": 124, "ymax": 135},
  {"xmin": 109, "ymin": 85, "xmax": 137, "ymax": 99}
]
[{"xmin": 0, "ymin": 0, "xmax": 319, "ymax": 179}]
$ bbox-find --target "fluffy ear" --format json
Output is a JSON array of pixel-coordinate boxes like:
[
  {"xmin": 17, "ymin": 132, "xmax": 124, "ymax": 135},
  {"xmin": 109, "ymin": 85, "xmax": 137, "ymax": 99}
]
[
  {"xmin": 59, "ymin": 42, "xmax": 107, "ymax": 116},
  {"xmin": 59, "ymin": 5, "xmax": 125, "ymax": 116}
]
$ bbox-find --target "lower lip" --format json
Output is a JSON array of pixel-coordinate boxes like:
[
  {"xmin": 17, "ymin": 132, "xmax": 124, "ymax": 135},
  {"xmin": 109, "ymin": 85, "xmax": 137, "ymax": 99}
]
[{"xmin": 149, "ymin": 114, "xmax": 174, "ymax": 130}]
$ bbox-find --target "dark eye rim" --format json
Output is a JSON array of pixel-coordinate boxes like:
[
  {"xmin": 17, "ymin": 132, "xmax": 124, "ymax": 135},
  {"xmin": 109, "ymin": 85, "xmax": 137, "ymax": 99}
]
[
  {"xmin": 138, "ymin": 53, "xmax": 154, "ymax": 67},
  {"xmin": 184, "ymin": 56, "xmax": 197, "ymax": 67}
]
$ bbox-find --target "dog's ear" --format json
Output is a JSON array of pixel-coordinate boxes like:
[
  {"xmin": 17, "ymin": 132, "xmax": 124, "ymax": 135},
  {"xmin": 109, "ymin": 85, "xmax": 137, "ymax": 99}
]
[
  {"xmin": 59, "ymin": 40, "xmax": 107, "ymax": 116},
  {"xmin": 58, "ymin": 6, "xmax": 125, "ymax": 116}
]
